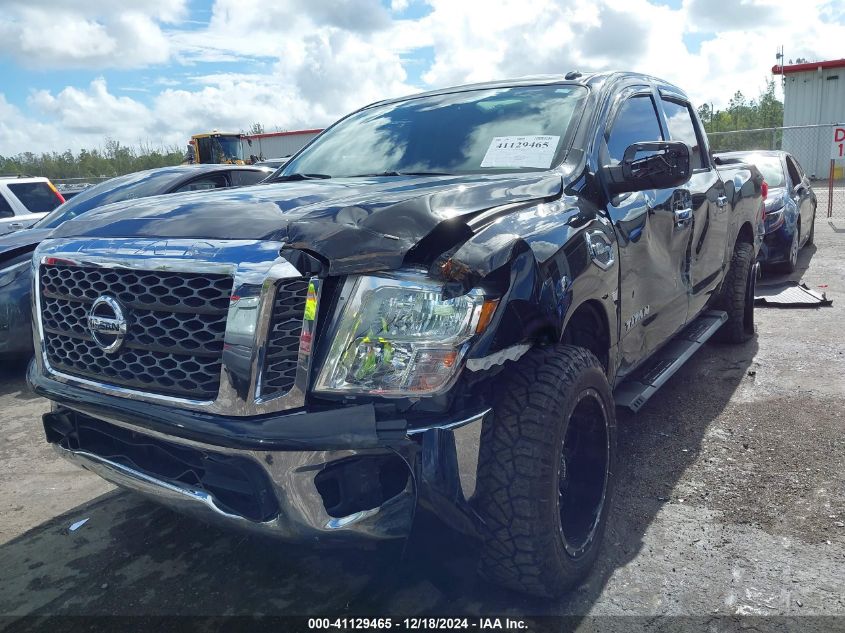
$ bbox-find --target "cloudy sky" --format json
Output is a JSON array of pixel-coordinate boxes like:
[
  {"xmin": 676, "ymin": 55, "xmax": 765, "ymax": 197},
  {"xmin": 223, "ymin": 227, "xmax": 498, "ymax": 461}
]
[{"xmin": 0, "ymin": 0, "xmax": 843, "ymax": 156}]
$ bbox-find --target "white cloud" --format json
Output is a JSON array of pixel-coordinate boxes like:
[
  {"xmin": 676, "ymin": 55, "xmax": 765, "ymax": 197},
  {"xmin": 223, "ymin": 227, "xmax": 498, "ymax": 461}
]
[
  {"xmin": 28, "ymin": 78, "xmax": 151, "ymax": 136},
  {"xmin": 684, "ymin": 0, "xmax": 787, "ymax": 32},
  {"xmin": 0, "ymin": 0, "xmax": 186, "ymax": 69},
  {"xmin": 413, "ymin": 0, "xmax": 690, "ymax": 93},
  {"xmin": 0, "ymin": 94, "xmax": 67, "ymax": 156},
  {"xmin": 1, "ymin": 0, "xmax": 845, "ymax": 156}
]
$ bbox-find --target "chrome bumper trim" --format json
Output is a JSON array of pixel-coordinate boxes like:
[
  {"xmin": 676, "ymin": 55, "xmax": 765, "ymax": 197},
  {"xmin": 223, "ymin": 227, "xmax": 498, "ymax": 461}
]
[
  {"xmin": 406, "ymin": 407, "xmax": 491, "ymax": 434},
  {"xmin": 55, "ymin": 445, "xmax": 251, "ymax": 522},
  {"xmin": 55, "ymin": 440, "xmax": 416, "ymax": 541}
]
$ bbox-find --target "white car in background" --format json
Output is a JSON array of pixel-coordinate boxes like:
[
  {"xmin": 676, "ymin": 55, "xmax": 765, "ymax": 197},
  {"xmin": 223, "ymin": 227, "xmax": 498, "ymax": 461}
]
[{"xmin": 0, "ymin": 176, "xmax": 66, "ymax": 235}]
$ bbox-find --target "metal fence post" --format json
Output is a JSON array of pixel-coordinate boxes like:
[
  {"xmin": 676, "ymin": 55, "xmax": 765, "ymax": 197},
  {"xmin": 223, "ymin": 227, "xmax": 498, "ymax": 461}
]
[{"xmin": 829, "ymin": 159, "xmax": 835, "ymax": 219}]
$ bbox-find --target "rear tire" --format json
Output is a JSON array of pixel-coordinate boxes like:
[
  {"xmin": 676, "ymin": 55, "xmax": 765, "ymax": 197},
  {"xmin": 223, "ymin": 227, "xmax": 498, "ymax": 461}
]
[
  {"xmin": 474, "ymin": 345, "xmax": 617, "ymax": 597},
  {"xmin": 715, "ymin": 241, "xmax": 756, "ymax": 344},
  {"xmin": 780, "ymin": 222, "xmax": 799, "ymax": 274}
]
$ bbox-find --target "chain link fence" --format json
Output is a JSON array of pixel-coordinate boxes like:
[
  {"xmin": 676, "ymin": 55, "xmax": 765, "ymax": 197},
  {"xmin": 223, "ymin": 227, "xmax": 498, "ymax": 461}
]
[{"xmin": 708, "ymin": 123, "xmax": 844, "ymax": 218}]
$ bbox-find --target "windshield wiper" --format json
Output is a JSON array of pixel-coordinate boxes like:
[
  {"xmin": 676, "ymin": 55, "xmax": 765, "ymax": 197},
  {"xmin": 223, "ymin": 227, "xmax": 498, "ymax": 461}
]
[
  {"xmin": 347, "ymin": 171, "xmax": 453, "ymax": 177},
  {"xmin": 269, "ymin": 173, "xmax": 332, "ymax": 182}
]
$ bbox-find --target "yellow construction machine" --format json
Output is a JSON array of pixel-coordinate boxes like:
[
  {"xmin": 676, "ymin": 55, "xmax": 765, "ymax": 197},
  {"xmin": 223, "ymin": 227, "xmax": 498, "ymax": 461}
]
[{"xmin": 183, "ymin": 132, "xmax": 246, "ymax": 164}]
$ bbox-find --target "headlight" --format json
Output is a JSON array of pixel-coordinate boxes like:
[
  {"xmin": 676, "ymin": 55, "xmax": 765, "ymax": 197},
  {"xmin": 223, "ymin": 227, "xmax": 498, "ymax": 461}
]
[
  {"xmin": 763, "ymin": 195, "xmax": 786, "ymax": 232},
  {"xmin": 315, "ymin": 272, "xmax": 494, "ymax": 397}
]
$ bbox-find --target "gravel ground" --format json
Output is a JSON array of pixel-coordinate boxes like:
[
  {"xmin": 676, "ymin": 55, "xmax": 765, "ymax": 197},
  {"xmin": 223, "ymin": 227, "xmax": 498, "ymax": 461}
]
[{"xmin": 0, "ymin": 221, "xmax": 843, "ymax": 629}]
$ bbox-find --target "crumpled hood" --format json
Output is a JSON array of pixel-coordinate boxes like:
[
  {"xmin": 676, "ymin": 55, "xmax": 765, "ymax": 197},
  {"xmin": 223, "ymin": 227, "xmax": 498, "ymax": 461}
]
[{"xmin": 49, "ymin": 173, "xmax": 562, "ymax": 274}]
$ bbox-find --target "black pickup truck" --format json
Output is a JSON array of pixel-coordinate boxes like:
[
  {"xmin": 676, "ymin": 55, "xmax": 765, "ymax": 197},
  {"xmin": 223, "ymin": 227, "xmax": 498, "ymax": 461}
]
[{"xmin": 28, "ymin": 72, "xmax": 764, "ymax": 597}]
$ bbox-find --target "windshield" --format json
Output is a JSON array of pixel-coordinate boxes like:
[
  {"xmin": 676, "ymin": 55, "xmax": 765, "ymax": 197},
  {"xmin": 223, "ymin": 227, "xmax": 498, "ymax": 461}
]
[
  {"xmin": 33, "ymin": 169, "xmax": 183, "ymax": 229},
  {"xmin": 280, "ymin": 85, "xmax": 587, "ymax": 178},
  {"xmin": 746, "ymin": 154, "xmax": 786, "ymax": 188},
  {"xmin": 198, "ymin": 136, "xmax": 244, "ymax": 163}
]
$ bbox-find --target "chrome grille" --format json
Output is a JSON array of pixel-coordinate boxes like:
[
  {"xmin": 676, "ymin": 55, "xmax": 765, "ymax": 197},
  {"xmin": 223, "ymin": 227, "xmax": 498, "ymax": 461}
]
[
  {"xmin": 40, "ymin": 264, "xmax": 232, "ymax": 399},
  {"xmin": 260, "ymin": 278, "xmax": 309, "ymax": 399}
]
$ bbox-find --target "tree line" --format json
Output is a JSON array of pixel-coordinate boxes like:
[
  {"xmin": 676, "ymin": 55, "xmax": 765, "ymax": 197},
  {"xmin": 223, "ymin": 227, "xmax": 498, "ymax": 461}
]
[
  {"xmin": 1, "ymin": 123, "xmax": 269, "ymax": 180},
  {"xmin": 0, "ymin": 139, "xmax": 184, "ymax": 182},
  {"xmin": 697, "ymin": 80, "xmax": 785, "ymax": 152}
]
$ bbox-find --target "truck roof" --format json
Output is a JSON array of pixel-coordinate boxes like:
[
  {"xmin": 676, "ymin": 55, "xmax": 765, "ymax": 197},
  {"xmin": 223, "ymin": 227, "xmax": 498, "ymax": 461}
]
[{"xmin": 365, "ymin": 71, "xmax": 690, "ymax": 109}]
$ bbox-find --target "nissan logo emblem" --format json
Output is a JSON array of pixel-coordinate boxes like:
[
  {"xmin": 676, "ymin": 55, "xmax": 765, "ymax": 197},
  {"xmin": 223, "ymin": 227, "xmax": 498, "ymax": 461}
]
[{"xmin": 87, "ymin": 295, "xmax": 127, "ymax": 354}]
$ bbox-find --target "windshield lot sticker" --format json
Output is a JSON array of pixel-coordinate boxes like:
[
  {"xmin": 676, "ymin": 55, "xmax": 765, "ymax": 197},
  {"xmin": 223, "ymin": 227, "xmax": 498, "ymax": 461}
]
[{"xmin": 481, "ymin": 135, "xmax": 560, "ymax": 168}]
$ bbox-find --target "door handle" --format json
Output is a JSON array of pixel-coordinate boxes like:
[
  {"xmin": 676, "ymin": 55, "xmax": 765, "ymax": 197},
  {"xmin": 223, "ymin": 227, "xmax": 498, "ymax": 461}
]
[
  {"xmin": 716, "ymin": 195, "xmax": 728, "ymax": 208},
  {"xmin": 8, "ymin": 222, "xmax": 24, "ymax": 229},
  {"xmin": 674, "ymin": 207, "xmax": 692, "ymax": 229}
]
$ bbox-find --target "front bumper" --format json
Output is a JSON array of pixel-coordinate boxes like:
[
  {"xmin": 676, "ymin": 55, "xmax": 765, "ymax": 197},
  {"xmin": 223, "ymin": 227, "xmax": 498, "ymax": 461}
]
[
  {"xmin": 33, "ymin": 365, "xmax": 489, "ymax": 543},
  {"xmin": 758, "ymin": 218, "xmax": 796, "ymax": 265}
]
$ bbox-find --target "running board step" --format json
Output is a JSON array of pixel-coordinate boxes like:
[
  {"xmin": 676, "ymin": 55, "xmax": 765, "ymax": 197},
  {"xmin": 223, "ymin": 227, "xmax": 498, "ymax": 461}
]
[{"xmin": 613, "ymin": 310, "xmax": 728, "ymax": 413}]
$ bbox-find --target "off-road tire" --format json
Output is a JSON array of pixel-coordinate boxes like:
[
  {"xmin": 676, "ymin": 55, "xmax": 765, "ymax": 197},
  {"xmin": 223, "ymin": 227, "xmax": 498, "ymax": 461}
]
[
  {"xmin": 715, "ymin": 241, "xmax": 756, "ymax": 344},
  {"xmin": 474, "ymin": 345, "xmax": 617, "ymax": 597}
]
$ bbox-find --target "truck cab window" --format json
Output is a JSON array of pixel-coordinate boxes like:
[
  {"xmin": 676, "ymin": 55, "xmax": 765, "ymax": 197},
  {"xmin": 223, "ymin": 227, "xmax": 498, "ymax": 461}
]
[
  {"xmin": 661, "ymin": 99, "xmax": 706, "ymax": 170},
  {"xmin": 606, "ymin": 95, "xmax": 664, "ymax": 165}
]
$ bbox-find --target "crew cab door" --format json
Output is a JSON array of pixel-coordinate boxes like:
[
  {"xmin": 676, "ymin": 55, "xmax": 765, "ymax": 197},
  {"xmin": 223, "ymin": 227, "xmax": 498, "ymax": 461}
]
[
  {"xmin": 658, "ymin": 95, "xmax": 728, "ymax": 317},
  {"xmin": 601, "ymin": 90, "xmax": 692, "ymax": 376}
]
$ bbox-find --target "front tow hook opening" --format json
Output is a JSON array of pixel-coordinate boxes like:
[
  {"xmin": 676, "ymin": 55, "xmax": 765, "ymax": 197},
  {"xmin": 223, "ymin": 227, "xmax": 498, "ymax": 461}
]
[{"xmin": 315, "ymin": 454, "xmax": 411, "ymax": 519}]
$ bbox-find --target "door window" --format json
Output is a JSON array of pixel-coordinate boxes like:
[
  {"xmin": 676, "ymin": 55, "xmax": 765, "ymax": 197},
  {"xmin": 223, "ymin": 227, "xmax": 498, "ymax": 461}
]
[
  {"xmin": 0, "ymin": 192, "xmax": 14, "ymax": 218},
  {"xmin": 785, "ymin": 156, "xmax": 802, "ymax": 187},
  {"xmin": 789, "ymin": 155, "xmax": 807, "ymax": 180},
  {"xmin": 173, "ymin": 173, "xmax": 228, "ymax": 193},
  {"xmin": 7, "ymin": 182, "xmax": 63, "ymax": 213},
  {"xmin": 606, "ymin": 95, "xmax": 664, "ymax": 165},
  {"xmin": 660, "ymin": 99, "xmax": 706, "ymax": 170},
  {"xmin": 229, "ymin": 170, "xmax": 268, "ymax": 186}
]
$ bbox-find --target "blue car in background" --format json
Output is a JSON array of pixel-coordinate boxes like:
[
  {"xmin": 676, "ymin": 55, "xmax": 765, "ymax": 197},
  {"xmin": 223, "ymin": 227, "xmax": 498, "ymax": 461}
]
[
  {"xmin": 0, "ymin": 164, "xmax": 272, "ymax": 356},
  {"xmin": 716, "ymin": 150, "xmax": 817, "ymax": 273}
]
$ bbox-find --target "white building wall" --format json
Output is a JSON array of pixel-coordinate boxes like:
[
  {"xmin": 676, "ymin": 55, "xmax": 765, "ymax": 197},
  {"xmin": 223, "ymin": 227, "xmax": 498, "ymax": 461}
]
[
  {"xmin": 242, "ymin": 131, "xmax": 321, "ymax": 161},
  {"xmin": 782, "ymin": 66, "xmax": 845, "ymax": 177}
]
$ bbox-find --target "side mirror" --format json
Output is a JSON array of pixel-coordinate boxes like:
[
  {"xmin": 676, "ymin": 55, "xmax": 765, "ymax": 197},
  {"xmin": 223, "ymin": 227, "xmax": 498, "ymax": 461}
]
[{"xmin": 603, "ymin": 141, "xmax": 691, "ymax": 195}]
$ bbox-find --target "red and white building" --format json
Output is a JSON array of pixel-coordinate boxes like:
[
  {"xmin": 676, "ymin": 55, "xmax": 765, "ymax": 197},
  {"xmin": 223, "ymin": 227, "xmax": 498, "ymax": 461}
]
[{"xmin": 773, "ymin": 58, "xmax": 845, "ymax": 178}]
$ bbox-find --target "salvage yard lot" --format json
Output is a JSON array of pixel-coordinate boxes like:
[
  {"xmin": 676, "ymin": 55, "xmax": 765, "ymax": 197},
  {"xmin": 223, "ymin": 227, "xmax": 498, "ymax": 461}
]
[{"xmin": 1, "ymin": 224, "xmax": 843, "ymax": 622}]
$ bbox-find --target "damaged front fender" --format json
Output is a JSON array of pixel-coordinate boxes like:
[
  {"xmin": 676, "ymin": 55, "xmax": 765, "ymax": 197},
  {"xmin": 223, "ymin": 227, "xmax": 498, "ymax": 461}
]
[{"xmin": 436, "ymin": 196, "xmax": 617, "ymax": 362}]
